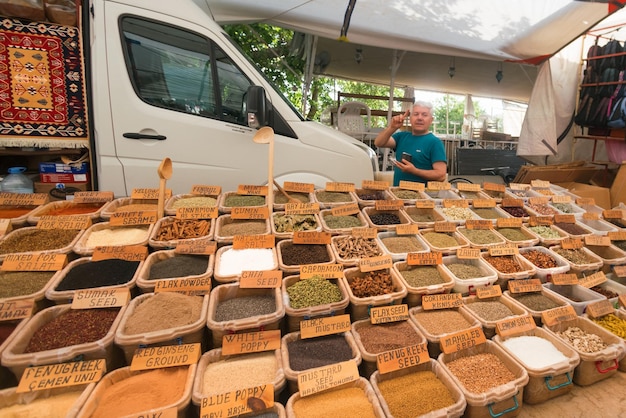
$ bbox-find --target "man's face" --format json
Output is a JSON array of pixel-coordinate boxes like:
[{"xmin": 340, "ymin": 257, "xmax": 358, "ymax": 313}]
[{"xmin": 410, "ymin": 105, "xmax": 433, "ymax": 135}]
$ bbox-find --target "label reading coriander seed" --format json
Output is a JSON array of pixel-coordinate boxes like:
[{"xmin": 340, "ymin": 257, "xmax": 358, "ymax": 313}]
[
  {"xmin": 362, "ymin": 180, "xmax": 389, "ymax": 190},
  {"xmin": 221, "ymin": 330, "xmax": 281, "ymax": 355},
  {"xmin": 297, "ymin": 360, "xmax": 359, "ymax": 397},
  {"xmin": 72, "ymin": 288, "xmax": 130, "ymax": 309},
  {"xmin": 370, "ymin": 304, "xmax": 409, "ymax": 324},
  {"xmin": 476, "ymin": 284, "xmax": 502, "ymax": 299},
  {"xmin": 130, "ymin": 343, "xmax": 201, "ymax": 371},
  {"xmin": 237, "ymin": 185, "xmax": 267, "ymax": 196},
  {"xmin": 359, "ymin": 255, "xmax": 393, "ymax": 272},
  {"xmin": 376, "ymin": 342, "xmax": 429, "ymax": 374},
  {"xmin": 507, "ymin": 278, "xmax": 542, "ymax": 293},
  {"xmin": 16, "ymin": 359, "xmax": 106, "ymax": 393},
  {"xmin": 239, "ymin": 270, "xmax": 282, "ymax": 288},
  {"xmin": 191, "ymin": 184, "xmax": 221, "ymax": 195},
  {"xmin": 325, "ymin": 182, "xmax": 355, "ymax": 192},
  {"xmin": 154, "ymin": 277, "xmax": 212, "ymax": 296},
  {"xmin": 407, "ymin": 252, "xmax": 442, "ymax": 265},
  {"xmin": 201, "ymin": 385, "xmax": 274, "ymax": 418},
  {"xmin": 0, "ymin": 299, "xmax": 34, "ymax": 321},
  {"xmin": 300, "ymin": 314, "xmax": 351, "ymax": 339},
  {"xmin": 440, "ymin": 326, "xmax": 486, "ymax": 354},
  {"xmin": 422, "ymin": 293, "xmax": 462, "ymax": 310},
  {"xmin": 495, "ymin": 314, "xmax": 536, "ymax": 337},
  {"xmin": 1, "ymin": 253, "xmax": 67, "ymax": 271},
  {"xmin": 541, "ymin": 305, "xmax": 577, "ymax": 326},
  {"xmin": 586, "ymin": 300, "xmax": 614, "ymax": 319},
  {"xmin": 300, "ymin": 263, "xmax": 343, "ymax": 279},
  {"xmin": 399, "ymin": 180, "xmax": 425, "ymax": 192},
  {"xmin": 293, "ymin": 231, "xmax": 330, "ymax": 244},
  {"xmin": 396, "ymin": 224, "xmax": 419, "ymax": 235},
  {"xmin": 284, "ymin": 181, "xmax": 315, "ymax": 193}
]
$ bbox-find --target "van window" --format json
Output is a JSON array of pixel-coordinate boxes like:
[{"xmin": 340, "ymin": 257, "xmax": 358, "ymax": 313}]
[{"xmin": 120, "ymin": 16, "xmax": 252, "ymax": 125}]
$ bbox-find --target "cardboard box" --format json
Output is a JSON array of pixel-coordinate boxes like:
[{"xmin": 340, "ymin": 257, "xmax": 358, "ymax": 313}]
[
  {"xmin": 39, "ymin": 162, "xmax": 89, "ymax": 174},
  {"xmin": 610, "ymin": 164, "xmax": 626, "ymax": 208},
  {"xmin": 34, "ymin": 181, "xmax": 92, "ymax": 201},
  {"xmin": 555, "ymin": 182, "xmax": 612, "ymax": 209}
]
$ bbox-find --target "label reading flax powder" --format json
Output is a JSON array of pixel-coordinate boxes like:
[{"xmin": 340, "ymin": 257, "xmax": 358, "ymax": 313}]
[
  {"xmin": 330, "ymin": 203, "xmax": 360, "ymax": 216},
  {"xmin": 476, "ymin": 284, "xmax": 502, "ymax": 299},
  {"xmin": 284, "ymin": 181, "xmax": 315, "ymax": 193},
  {"xmin": 507, "ymin": 278, "xmax": 542, "ymax": 293},
  {"xmin": 201, "ymin": 385, "xmax": 274, "ymax": 418},
  {"xmin": 396, "ymin": 224, "xmax": 419, "ymax": 235},
  {"xmin": 399, "ymin": 180, "xmax": 425, "ymax": 192},
  {"xmin": 407, "ymin": 252, "xmax": 442, "ymax": 265},
  {"xmin": 1, "ymin": 253, "xmax": 67, "ymax": 271},
  {"xmin": 131, "ymin": 343, "xmax": 201, "ymax": 371},
  {"xmin": 0, "ymin": 299, "xmax": 34, "ymax": 321},
  {"xmin": 239, "ymin": 270, "xmax": 282, "ymax": 289},
  {"xmin": 376, "ymin": 342, "xmax": 429, "ymax": 374},
  {"xmin": 370, "ymin": 304, "xmax": 409, "ymax": 324},
  {"xmin": 586, "ymin": 299, "xmax": 615, "ymax": 319},
  {"xmin": 237, "ymin": 185, "xmax": 268, "ymax": 196},
  {"xmin": 300, "ymin": 314, "xmax": 352, "ymax": 339},
  {"xmin": 231, "ymin": 206, "xmax": 268, "ymax": 220},
  {"xmin": 325, "ymin": 182, "xmax": 355, "ymax": 192},
  {"xmin": 293, "ymin": 231, "xmax": 331, "ymax": 244},
  {"xmin": 232, "ymin": 234, "xmax": 275, "ymax": 249},
  {"xmin": 154, "ymin": 277, "xmax": 212, "ymax": 296},
  {"xmin": 17, "ymin": 359, "xmax": 106, "ymax": 393},
  {"xmin": 362, "ymin": 180, "xmax": 390, "ymax": 190},
  {"xmin": 541, "ymin": 305, "xmax": 577, "ymax": 326},
  {"xmin": 300, "ymin": 263, "xmax": 343, "ymax": 279},
  {"xmin": 422, "ymin": 293, "xmax": 462, "ymax": 310},
  {"xmin": 221, "ymin": 330, "xmax": 281, "ymax": 355},
  {"xmin": 92, "ymin": 245, "xmax": 149, "ymax": 261},
  {"xmin": 495, "ymin": 314, "xmax": 536, "ymax": 337},
  {"xmin": 297, "ymin": 360, "xmax": 359, "ymax": 397},
  {"xmin": 191, "ymin": 184, "xmax": 221, "ymax": 195}
]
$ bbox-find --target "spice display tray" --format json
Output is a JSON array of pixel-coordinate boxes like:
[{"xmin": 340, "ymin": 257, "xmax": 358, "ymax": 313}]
[
  {"xmin": 551, "ymin": 220, "xmax": 595, "ymax": 239},
  {"xmin": 548, "ymin": 245, "xmax": 604, "ymax": 276},
  {"xmin": 497, "ymin": 204, "xmax": 531, "ymax": 223},
  {"xmin": 114, "ymin": 293, "xmax": 210, "ymax": 364},
  {"xmin": 437, "ymin": 340, "xmax": 529, "ymax": 418},
  {"xmin": 517, "ymin": 246, "xmax": 570, "ymax": 283},
  {"xmin": 351, "ymin": 318, "xmax": 426, "ymax": 378},
  {"xmin": 0, "ymin": 383, "xmax": 96, "ymax": 417},
  {"xmin": 502, "ymin": 288, "xmax": 570, "ymax": 326},
  {"xmin": 493, "ymin": 327, "xmax": 580, "ymax": 404},
  {"xmin": 281, "ymin": 330, "xmax": 362, "ymax": 394},
  {"xmin": 342, "ymin": 266, "xmax": 408, "ymax": 321},
  {"xmin": 387, "ymin": 187, "xmax": 430, "ymax": 205},
  {"xmin": 584, "ymin": 309, "xmax": 626, "ymax": 372},
  {"xmin": 469, "ymin": 205, "xmax": 513, "ymax": 223},
  {"xmin": 393, "ymin": 261, "xmax": 455, "ymax": 307},
  {"xmin": 454, "ymin": 188, "xmax": 492, "ymax": 203},
  {"xmin": 463, "ymin": 295, "xmax": 530, "ymax": 339},
  {"xmin": 376, "ymin": 231, "xmax": 429, "ymax": 262},
  {"xmin": 285, "ymin": 376, "xmax": 385, "ymax": 417},
  {"xmin": 584, "ymin": 243, "xmax": 626, "ymax": 274},
  {"xmin": 495, "ymin": 225, "xmax": 541, "ymax": 248},
  {"xmin": 542, "ymin": 316, "xmax": 625, "ymax": 386},
  {"xmin": 191, "ymin": 347, "xmax": 286, "ymax": 407},
  {"xmin": 542, "ymin": 283, "xmax": 607, "ymax": 316},
  {"xmin": 214, "ymin": 213, "xmax": 271, "ymax": 245},
  {"xmin": 1, "ymin": 269, "xmax": 59, "ymax": 312},
  {"xmin": 282, "ymin": 274, "xmax": 350, "ymax": 333},
  {"xmin": 330, "ymin": 234, "xmax": 385, "ymax": 267},
  {"xmin": 136, "ymin": 249, "xmax": 213, "ymax": 293},
  {"xmin": 26, "ymin": 200, "xmax": 106, "ymax": 224},
  {"xmin": 589, "ymin": 279, "xmax": 626, "ymax": 307},
  {"xmin": 0, "ymin": 204, "xmax": 39, "ymax": 227},
  {"xmin": 440, "ymin": 255, "xmax": 499, "ymax": 296},
  {"xmin": 548, "ymin": 200, "xmax": 587, "ymax": 217},
  {"xmin": 434, "ymin": 205, "xmax": 482, "ymax": 225},
  {"xmin": 276, "ymin": 239, "xmax": 335, "ymax": 274},
  {"xmin": 312, "ymin": 189, "xmax": 358, "ymax": 209},
  {"xmin": 576, "ymin": 217, "xmax": 620, "ymax": 235},
  {"xmin": 213, "ymin": 245, "xmax": 278, "ymax": 284},
  {"xmin": 148, "ymin": 216, "xmax": 215, "ymax": 249},
  {"xmin": 164, "ymin": 192, "xmax": 220, "ymax": 216},
  {"xmin": 525, "ymin": 224, "xmax": 568, "ymax": 247},
  {"xmin": 272, "ymin": 190, "xmax": 314, "ymax": 212},
  {"xmin": 46, "ymin": 256, "xmax": 143, "ymax": 303},
  {"xmin": 418, "ymin": 228, "xmax": 471, "ymax": 255},
  {"xmin": 354, "ymin": 188, "xmax": 394, "ymax": 208},
  {"xmin": 72, "ymin": 222, "xmax": 153, "ymax": 256},
  {"xmin": 403, "ymin": 205, "xmax": 447, "ymax": 228},
  {"xmin": 456, "ymin": 226, "xmax": 507, "ymax": 250},
  {"xmin": 480, "ymin": 252, "xmax": 537, "ymax": 287},
  {"xmin": 369, "ymin": 359, "xmax": 466, "ymax": 418},
  {"xmin": 76, "ymin": 364, "xmax": 196, "ymax": 418},
  {"xmin": 423, "ymin": 188, "xmax": 462, "ymax": 205},
  {"xmin": 0, "ymin": 225, "xmax": 85, "ymax": 261},
  {"xmin": 1, "ymin": 304, "xmax": 127, "ymax": 380},
  {"xmin": 100, "ymin": 197, "xmax": 158, "ymax": 220},
  {"xmin": 361, "ymin": 206, "xmax": 412, "ymax": 231},
  {"xmin": 0, "ymin": 317, "xmax": 29, "ymax": 371},
  {"xmin": 207, "ymin": 283, "xmax": 284, "ymax": 348},
  {"xmin": 319, "ymin": 208, "xmax": 368, "ymax": 236},
  {"xmin": 271, "ymin": 211, "xmax": 322, "ymax": 240},
  {"xmin": 217, "ymin": 191, "xmax": 267, "ymax": 214}
]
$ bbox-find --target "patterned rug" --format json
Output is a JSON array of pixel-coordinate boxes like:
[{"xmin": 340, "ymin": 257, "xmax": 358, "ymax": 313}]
[{"xmin": 0, "ymin": 17, "xmax": 88, "ymax": 148}]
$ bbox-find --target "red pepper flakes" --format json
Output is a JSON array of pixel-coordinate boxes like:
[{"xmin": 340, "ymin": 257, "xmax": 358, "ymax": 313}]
[{"xmin": 24, "ymin": 308, "xmax": 119, "ymax": 353}]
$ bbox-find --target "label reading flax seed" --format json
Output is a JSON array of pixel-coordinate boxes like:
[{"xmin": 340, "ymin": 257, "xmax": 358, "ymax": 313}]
[
  {"xmin": 422, "ymin": 293, "xmax": 462, "ymax": 310},
  {"xmin": 507, "ymin": 278, "xmax": 542, "ymax": 293},
  {"xmin": 376, "ymin": 342, "xmax": 429, "ymax": 374},
  {"xmin": 0, "ymin": 299, "xmax": 34, "ymax": 321},
  {"xmin": 174, "ymin": 239, "xmax": 217, "ymax": 256},
  {"xmin": 440, "ymin": 326, "xmax": 486, "ymax": 354},
  {"xmin": 237, "ymin": 185, "xmax": 268, "ymax": 196},
  {"xmin": 370, "ymin": 304, "xmax": 409, "ymax": 324},
  {"xmin": 284, "ymin": 181, "xmax": 315, "ymax": 193},
  {"xmin": 495, "ymin": 314, "xmax": 536, "ymax": 337},
  {"xmin": 240, "ymin": 270, "xmax": 282, "ymax": 288},
  {"xmin": 231, "ymin": 206, "xmax": 268, "ymax": 220},
  {"xmin": 191, "ymin": 184, "xmax": 221, "ymax": 195},
  {"xmin": 201, "ymin": 385, "xmax": 274, "ymax": 418},
  {"xmin": 362, "ymin": 180, "xmax": 390, "ymax": 190},
  {"xmin": 16, "ymin": 359, "xmax": 106, "ymax": 393},
  {"xmin": 325, "ymin": 182, "xmax": 355, "ymax": 192},
  {"xmin": 541, "ymin": 305, "xmax": 577, "ymax": 326},
  {"xmin": 293, "ymin": 231, "xmax": 331, "ymax": 244},
  {"xmin": 476, "ymin": 284, "xmax": 502, "ymax": 299},
  {"xmin": 586, "ymin": 299, "xmax": 615, "ymax": 319},
  {"xmin": 300, "ymin": 314, "xmax": 352, "ymax": 339},
  {"xmin": 396, "ymin": 224, "xmax": 419, "ymax": 235}
]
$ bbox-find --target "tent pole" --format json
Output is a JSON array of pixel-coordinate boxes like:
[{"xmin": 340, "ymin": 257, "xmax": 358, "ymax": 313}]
[{"xmin": 302, "ymin": 35, "xmax": 318, "ymax": 115}]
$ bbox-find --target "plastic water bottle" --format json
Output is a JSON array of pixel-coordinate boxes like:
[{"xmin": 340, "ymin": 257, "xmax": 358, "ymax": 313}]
[{"xmin": 2, "ymin": 167, "xmax": 34, "ymax": 194}]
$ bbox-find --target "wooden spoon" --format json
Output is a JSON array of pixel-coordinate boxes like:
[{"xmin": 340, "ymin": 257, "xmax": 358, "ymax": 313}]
[
  {"xmin": 157, "ymin": 157, "xmax": 172, "ymax": 219},
  {"xmin": 274, "ymin": 180, "xmax": 299, "ymax": 204},
  {"xmin": 253, "ymin": 127, "xmax": 275, "ymax": 215}
]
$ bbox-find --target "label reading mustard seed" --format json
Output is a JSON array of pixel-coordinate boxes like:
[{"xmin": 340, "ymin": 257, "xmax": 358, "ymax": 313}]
[{"xmin": 297, "ymin": 360, "xmax": 359, "ymax": 398}]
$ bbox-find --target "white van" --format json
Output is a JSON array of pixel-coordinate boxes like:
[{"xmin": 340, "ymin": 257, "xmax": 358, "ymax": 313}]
[{"xmin": 87, "ymin": 0, "xmax": 377, "ymax": 195}]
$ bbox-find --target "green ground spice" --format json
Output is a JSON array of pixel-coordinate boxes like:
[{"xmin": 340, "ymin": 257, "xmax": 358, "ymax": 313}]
[
  {"xmin": 551, "ymin": 203, "xmax": 575, "ymax": 213},
  {"xmin": 381, "ymin": 236, "xmax": 425, "ymax": 253},
  {"xmin": 465, "ymin": 301, "xmax": 515, "ymax": 321},
  {"xmin": 528, "ymin": 225, "xmax": 561, "ymax": 238},
  {"xmin": 223, "ymin": 195, "xmax": 265, "ymax": 207},
  {"xmin": 472, "ymin": 208, "xmax": 505, "ymax": 219},
  {"xmin": 0, "ymin": 229, "xmax": 80, "ymax": 254},
  {"xmin": 511, "ymin": 292, "xmax": 562, "ymax": 311},
  {"xmin": 219, "ymin": 220, "xmax": 267, "ymax": 236},
  {"xmin": 0, "ymin": 271, "xmax": 55, "ymax": 298},
  {"xmin": 323, "ymin": 214, "xmax": 363, "ymax": 229},
  {"xmin": 287, "ymin": 276, "xmax": 342, "ymax": 309},
  {"xmin": 446, "ymin": 263, "xmax": 485, "ymax": 279},
  {"xmin": 496, "ymin": 228, "xmax": 528, "ymax": 241},
  {"xmin": 392, "ymin": 189, "xmax": 422, "ymax": 199},
  {"xmin": 421, "ymin": 231, "xmax": 459, "ymax": 248},
  {"xmin": 400, "ymin": 266, "xmax": 445, "ymax": 288},
  {"xmin": 315, "ymin": 191, "xmax": 353, "ymax": 203},
  {"xmin": 459, "ymin": 228, "xmax": 503, "ymax": 245}
]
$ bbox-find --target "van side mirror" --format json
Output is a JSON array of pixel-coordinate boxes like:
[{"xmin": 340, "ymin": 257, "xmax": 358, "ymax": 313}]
[{"xmin": 245, "ymin": 86, "xmax": 268, "ymax": 128}]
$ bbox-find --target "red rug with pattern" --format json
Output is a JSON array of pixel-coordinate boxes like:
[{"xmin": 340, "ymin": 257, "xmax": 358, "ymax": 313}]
[{"xmin": 0, "ymin": 17, "xmax": 88, "ymax": 147}]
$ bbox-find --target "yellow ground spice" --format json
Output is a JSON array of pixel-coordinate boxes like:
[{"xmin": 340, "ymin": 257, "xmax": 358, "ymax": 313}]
[
  {"xmin": 446, "ymin": 352, "xmax": 516, "ymax": 394},
  {"xmin": 292, "ymin": 386, "xmax": 377, "ymax": 418},
  {"xmin": 0, "ymin": 391, "xmax": 82, "ymax": 417}
]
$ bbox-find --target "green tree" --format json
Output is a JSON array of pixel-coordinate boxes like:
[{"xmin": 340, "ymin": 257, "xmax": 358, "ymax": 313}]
[{"xmin": 432, "ymin": 95, "xmax": 484, "ymax": 134}]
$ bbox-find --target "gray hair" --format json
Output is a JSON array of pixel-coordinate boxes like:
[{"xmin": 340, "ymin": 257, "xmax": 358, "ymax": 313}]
[{"xmin": 413, "ymin": 101, "xmax": 433, "ymax": 113}]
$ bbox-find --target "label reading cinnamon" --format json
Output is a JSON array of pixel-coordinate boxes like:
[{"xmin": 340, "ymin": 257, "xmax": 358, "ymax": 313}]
[
  {"xmin": 72, "ymin": 191, "xmax": 114, "ymax": 203},
  {"xmin": 476, "ymin": 284, "xmax": 502, "ymax": 299},
  {"xmin": 496, "ymin": 218, "xmax": 523, "ymax": 228},
  {"xmin": 399, "ymin": 180, "xmax": 425, "ymax": 192},
  {"xmin": 16, "ymin": 359, "xmax": 106, "ymax": 393},
  {"xmin": 325, "ymin": 182, "xmax": 355, "ymax": 192},
  {"xmin": 582, "ymin": 212, "xmax": 600, "ymax": 220},
  {"xmin": 457, "ymin": 247, "xmax": 481, "ymax": 259},
  {"xmin": 440, "ymin": 326, "xmax": 487, "ymax": 354},
  {"xmin": 92, "ymin": 245, "xmax": 148, "ymax": 261},
  {"xmin": 236, "ymin": 185, "xmax": 268, "ymax": 196},
  {"xmin": 530, "ymin": 180, "xmax": 551, "ymax": 188},
  {"xmin": 174, "ymin": 239, "xmax": 217, "ymax": 256},
  {"xmin": 232, "ymin": 234, "xmax": 275, "ymax": 249},
  {"xmin": 376, "ymin": 343, "xmax": 429, "ymax": 374},
  {"xmin": 495, "ymin": 314, "xmax": 536, "ymax": 337},
  {"xmin": 285, "ymin": 202, "xmax": 320, "ymax": 215},
  {"xmin": 370, "ymin": 304, "xmax": 409, "ymax": 324},
  {"xmin": 551, "ymin": 195, "xmax": 572, "ymax": 204},
  {"xmin": 131, "ymin": 188, "xmax": 171, "ymax": 200},
  {"xmin": 541, "ymin": 305, "xmax": 577, "ymax": 326},
  {"xmin": 130, "ymin": 343, "xmax": 201, "ymax": 371},
  {"xmin": 603, "ymin": 209, "xmax": 624, "ymax": 219},
  {"xmin": 529, "ymin": 216, "xmax": 553, "ymax": 226},
  {"xmin": 330, "ymin": 203, "xmax": 360, "ymax": 216},
  {"xmin": 508, "ymin": 278, "xmax": 542, "ymax": 293},
  {"xmin": 350, "ymin": 227, "xmax": 378, "ymax": 239},
  {"xmin": 443, "ymin": 199, "xmax": 469, "ymax": 208},
  {"xmin": 1, "ymin": 253, "xmax": 67, "ymax": 271},
  {"xmin": 374, "ymin": 200, "xmax": 404, "ymax": 211},
  {"xmin": 584, "ymin": 235, "xmax": 611, "ymax": 246},
  {"xmin": 501, "ymin": 198, "xmax": 524, "ymax": 207},
  {"xmin": 200, "ymin": 385, "xmax": 274, "ymax": 418},
  {"xmin": 483, "ymin": 182, "xmax": 506, "ymax": 193},
  {"xmin": 465, "ymin": 220, "xmax": 493, "ymax": 230},
  {"xmin": 231, "ymin": 206, "xmax": 269, "ymax": 220},
  {"xmin": 297, "ymin": 360, "xmax": 359, "ymax": 398},
  {"xmin": 300, "ymin": 263, "xmax": 343, "ymax": 279},
  {"xmin": 427, "ymin": 181, "xmax": 451, "ymax": 190},
  {"xmin": 415, "ymin": 200, "xmax": 435, "ymax": 209},
  {"xmin": 554, "ymin": 214, "xmax": 576, "ymax": 224},
  {"xmin": 175, "ymin": 206, "xmax": 218, "ymax": 219},
  {"xmin": 109, "ymin": 211, "xmax": 157, "ymax": 226},
  {"xmin": 191, "ymin": 184, "xmax": 221, "ymax": 195},
  {"xmin": 586, "ymin": 299, "xmax": 615, "ymax": 319},
  {"xmin": 221, "ymin": 330, "xmax": 281, "ymax": 355},
  {"xmin": 284, "ymin": 181, "xmax": 315, "ymax": 193},
  {"xmin": 407, "ymin": 252, "xmax": 442, "ymax": 266},
  {"xmin": 154, "ymin": 277, "xmax": 212, "ymax": 296},
  {"xmin": 561, "ymin": 238, "xmax": 584, "ymax": 249},
  {"xmin": 36, "ymin": 215, "xmax": 91, "ymax": 230},
  {"xmin": 472, "ymin": 199, "xmax": 497, "ymax": 208},
  {"xmin": 613, "ymin": 265, "xmax": 626, "ymax": 278},
  {"xmin": 300, "ymin": 314, "xmax": 352, "ymax": 339},
  {"xmin": 239, "ymin": 270, "xmax": 282, "ymax": 289},
  {"xmin": 0, "ymin": 219, "xmax": 11, "ymax": 236},
  {"xmin": 456, "ymin": 183, "xmax": 481, "ymax": 192},
  {"xmin": 293, "ymin": 231, "xmax": 331, "ymax": 244},
  {"xmin": 578, "ymin": 271, "xmax": 607, "ymax": 288},
  {"xmin": 0, "ymin": 192, "xmax": 48, "ymax": 206},
  {"xmin": 551, "ymin": 273, "xmax": 579, "ymax": 286},
  {"xmin": 488, "ymin": 245, "xmax": 519, "ymax": 256},
  {"xmin": 433, "ymin": 221, "xmax": 456, "ymax": 232},
  {"xmin": 359, "ymin": 255, "xmax": 393, "ymax": 272},
  {"xmin": 576, "ymin": 197, "xmax": 596, "ymax": 206},
  {"xmin": 362, "ymin": 180, "xmax": 390, "ymax": 190},
  {"xmin": 609, "ymin": 231, "xmax": 626, "ymax": 241},
  {"xmin": 396, "ymin": 224, "xmax": 419, "ymax": 235},
  {"xmin": 0, "ymin": 299, "xmax": 34, "ymax": 322},
  {"xmin": 421, "ymin": 293, "xmax": 462, "ymax": 310},
  {"xmin": 71, "ymin": 288, "xmax": 130, "ymax": 309}
]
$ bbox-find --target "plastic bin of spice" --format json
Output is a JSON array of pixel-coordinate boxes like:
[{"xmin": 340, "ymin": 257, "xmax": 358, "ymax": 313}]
[
  {"xmin": 419, "ymin": 228, "xmax": 471, "ymax": 254},
  {"xmin": 207, "ymin": 282, "xmax": 284, "ymax": 347},
  {"xmin": 100, "ymin": 197, "xmax": 158, "ymax": 220},
  {"xmin": 342, "ymin": 266, "xmax": 408, "ymax": 321},
  {"xmin": 136, "ymin": 249, "xmax": 213, "ymax": 293},
  {"xmin": 217, "ymin": 191, "xmax": 267, "ymax": 214},
  {"xmin": 584, "ymin": 243, "xmax": 626, "ymax": 274},
  {"xmin": 114, "ymin": 292, "xmax": 209, "ymax": 364},
  {"xmin": 423, "ymin": 188, "xmax": 461, "ymax": 205},
  {"xmin": 0, "ymin": 225, "xmax": 85, "ymax": 261},
  {"xmin": 319, "ymin": 208, "xmax": 367, "ymax": 235},
  {"xmin": 0, "ymin": 269, "xmax": 58, "ymax": 312},
  {"xmin": 281, "ymin": 330, "xmax": 362, "ymax": 395},
  {"xmin": 285, "ymin": 376, "xmax": 384, "ymax": 417},
  {"xmin": 403, "ymin": 205, "xmax": 447, "ymax": 227},
  {"xmin": 585, "ymin": 308, "xmax": 626, "ymax": 372},
  {"xmin": 409, "ymin": 305, "xmax": 482, "ymax": 358},
  {"xmin": 72, "ymin": 222, "xmax": 153, "ymax": 256},
  {"xmin": 463, "ymin": 295, "xmax": 530, "ymax": 339},
  {"xmin": 393, "ymin": 261, "xmax": 455, "ymax": 307},
  {"xmin": 0, "ymin": 383, "xmax": 96, "ymax": 417},
  {"xmin": 26, "ymin": 200, "xmax": 107, "ymax": 225},
  {"xmin": 77, "ymin": 364, "xmax": 196, "ymax": 418},
  {"xmin": 434, "ymin": 205, "xmax": 481, "ymax": 225},
  {"xmin": 388, "ymin": 187, "xmax": 430, "ymax": 205},
  {"xmin": 148, "ymin": 216, "xmax": 215, "ymax": 250},
  {"xmin": 214, "ymin": 213, "xmax": 271, "ymax": 245},
  {"xmin": 495, "ymin": 225, "xmax": 541, "ymax": 248},
  {"xmin": 45, "ymin": 256, "xmax": 143, "ymax": 304},
  {"xmin": 437, "ymin": 340, "xmax": 529, "ymax": 418},
  {"xmin": 362, "ymin": 206, "xmax": 412, "ymax": 232},
  {"xmin": 213, "ymin": 245, "xmax": 278, "ymax": 284},
  {"xmin": 330, "ymin": 234, "xmax": 384, "ymax": 267},
  {"xmin": 542, "ymin": 282, "xmax": 606, "ymax": 315},
  {"xmin": 354, "ymin": 188, "xmax": 394, "ymax": 208},
  {"xmin": 1, "ymin": 303, "xmax": 127, "ymax": 379},
  {"xmin": 273, "ymin": 190, "xmax": 314, "ymax": 212},
  {"xmin": 441, "ymin": 254, "xmax": 499, "ymax": 296},
  {"xmin": 0, "ymin": 316, "xmax": 29, "ymax": 389},
  {"xmin": 282, "ymin": 274, "xmax": 350, "ymax": 333},
  {"xmin": 456, "ymin": 226, "xmax": 507, "ymax": 250},
  {"xmin": 492, "ymin": 327, "xmax": 580, "ymax": 405},
  {"xmin": 502, "ymin": 288, "xmax": 570, "ymax": 326},
  {"xmin": 589, "ymin": 278, "xmax": 626, "ymax": 306},
  {"xmin": 164, "ymin": 192, "xmax": 220, "ymax": 216},
  {"xmin": 376, "ymin": 231, "xmax": 429, "ymax": 262},
  {"xmin": 551, "ymin": 220, "xmax": 595, "ymax": 239},
  {"xmin": 276, "ymin": 239, "xmax": 335, "ymax": 274},
  {"xmin": 576, "ymin": 217, "xmax": 620, "ymax": 235},
  {"xmin": 497, "ymin": 204, "xmax": 531, "ymax": 222},
  {"xmin": 191, "ymin": 347, "xmax": 285, "ymax": 408},
  {"xmin": 470, "ymin": 205, "xmax": 513, "ymax": 222},
  {"xmin": 518, "ymin": 246, "xmax": 570, "ymax": 282},
  {"xmin": 312, "ymin": 189, "xmax": 358, "ymax": 209},
  {"xmin": 480, "ymin": 252, "xmax": 537, "ymax": 287},
  {"xmin": 369, "ymin": 358, "xmax": 466, "ymax": 418},
  {"xmin": 271, "ymin": 211, "xmax": 322, "ymax": 240},
  {"xmin": 542, "ymin": 316, "xmax": 625, "ymax": 386},
  {"xmin": 351, "ymin": 318, "xmax": 426, "ymax": 378},
  {"xmin": 549, "ymin": 245, "xmax": 604, "ymax": 275},
  {"xmin": 525, "ymin": 224, "xmax": 568, "ymax": 247}
]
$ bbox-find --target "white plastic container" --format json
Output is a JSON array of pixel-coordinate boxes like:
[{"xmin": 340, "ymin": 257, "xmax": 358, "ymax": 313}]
[
  {"xmin": 361, "ymin": 206, "xmax": 412, "ymax": 232},
  {"xmin": 376, "ymin": 231, "xmax": 429, "ymax": 261},
  {"xmin": 1, "ymin": 167, "xmax": 33, "ymax": 194},
  {"xmin": 576, "ymin": 217, "xmax": 620, "ymax": 235},
  {"xmin": 518, "ymin": 246, "xmax": 570, "ymax": 282},
  {"xmin": 393, "ymin": 260, "xmax": 456, "ymax": 307},
  {"xmin": 441, "ymin": 254, "xmax": 499, "ymax": 296},
  {"xmin": 549, "ymin": 245, "xmax": 604, "ymax": 275},
  {"xmin": 584, "ymin": 243, "xmax": 626, "ymax": 274},
  {"xmin": 542, "ymin": 283, "xmax": 607, "ymax": 315}
]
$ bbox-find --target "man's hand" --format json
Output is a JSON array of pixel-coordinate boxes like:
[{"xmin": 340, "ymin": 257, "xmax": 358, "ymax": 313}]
[
  {"xmin": 392, "ymin": 157, "xmax": 414, "ymax": 172},
  {"xmin": 390, "ymin": 109, "xmax": 410, "ymax": 130}
]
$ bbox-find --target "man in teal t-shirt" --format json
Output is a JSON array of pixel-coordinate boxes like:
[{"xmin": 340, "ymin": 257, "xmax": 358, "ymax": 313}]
[{"xmin": 374, "ymin": 101, "xmax": 447, "ymax": 186}]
